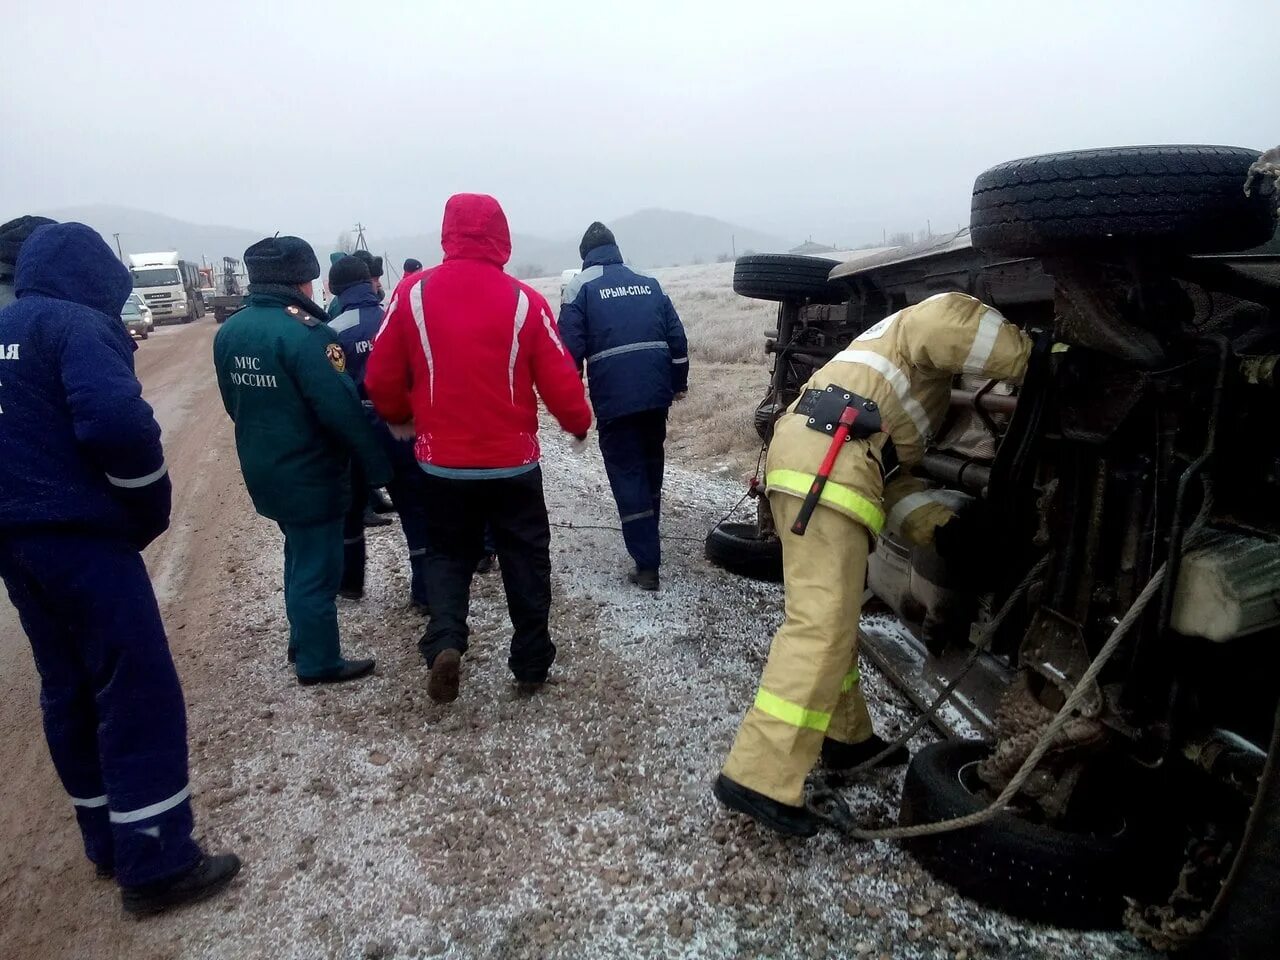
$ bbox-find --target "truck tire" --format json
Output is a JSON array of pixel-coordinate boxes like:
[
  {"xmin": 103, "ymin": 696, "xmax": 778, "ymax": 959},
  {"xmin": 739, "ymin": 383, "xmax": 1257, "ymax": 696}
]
[
  {"xmin": 1187, "ymin": 704, "xmax": 1280, "ymax": 959},
  {"xmin": 970, "ymin": 145, "xmax": 1276, "ymax": 257},
  {"xmin": 898, "ymin": 741, "xmax": 1136, "ymax": 929},
  {"xmin": 705, "ymin": 521, "xmax": 783, "ymax": 582},
  {"xmin": 733, "ymin": 255, "xmax": 844, "ymax": 304}
]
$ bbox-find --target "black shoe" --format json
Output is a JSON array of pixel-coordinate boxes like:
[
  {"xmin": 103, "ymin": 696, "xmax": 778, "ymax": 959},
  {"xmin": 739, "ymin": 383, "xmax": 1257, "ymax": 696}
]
[
  {"xmin": 428, "ymin": 649, "xmax": 462, "ymax": 703},
  {"xmin": 712, "ymin": 774, "xmax": 818, "ymax": 838},
  {"xmin": 475, "ymin": 553, "xmax": 497, "ymax": 575},
  {"xmin": 298, "ymin": 658, "xmax": 376, "ymax": 686},
  {"xmin": 121, "ymin": 853, "xmax": 242, "ymax": 917},
  {"xmin": 95, "ymin": 863, "xmax": 115, "ymax": 880},
  {"xmin": 363, "ymin": 508, "xmax": 393, "ymax": 528},
  {"xmin": 514, "ymin": 680, "xmax": 544, "ymax": 697},
  {"xmin": 820, "ymin": 734, "xmax": 910, "ymax": 770},
  {"xmin": 338, "ymin": 586, "xmax": 364, "ymax": 601},
  {"xmin": 628, "ymin": 569, "xmax": 660, "ymax": 591},
  {"xmin": 368, "ymin": 488, "xmax": 396, "ymax": 515}
]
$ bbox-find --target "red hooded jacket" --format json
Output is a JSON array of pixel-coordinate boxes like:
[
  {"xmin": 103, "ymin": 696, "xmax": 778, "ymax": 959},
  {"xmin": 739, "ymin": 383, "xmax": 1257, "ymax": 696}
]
[{"xmin": 366, "ymin": 194, "xmax": 592, "ymax": 470}]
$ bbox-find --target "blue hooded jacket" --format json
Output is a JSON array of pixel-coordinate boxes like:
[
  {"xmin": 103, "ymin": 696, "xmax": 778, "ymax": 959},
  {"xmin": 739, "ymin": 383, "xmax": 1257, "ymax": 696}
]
[
  {"xmin": 0, "ymin": 223, "xmax": 171, "ymax": 546},
  {"xmin": 326, "ymin": 280, "xmax": 382, "ymax": 395},
  {"xmin": 558, "ymin": 244, "xmax": 689, "ymax": 422}
]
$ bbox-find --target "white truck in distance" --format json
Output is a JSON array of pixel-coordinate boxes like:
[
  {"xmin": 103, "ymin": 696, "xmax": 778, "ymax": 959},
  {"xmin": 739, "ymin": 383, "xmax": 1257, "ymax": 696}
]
[{"xmin": 128, "ymin": 251, "xmax": 204, "ymax": 323}]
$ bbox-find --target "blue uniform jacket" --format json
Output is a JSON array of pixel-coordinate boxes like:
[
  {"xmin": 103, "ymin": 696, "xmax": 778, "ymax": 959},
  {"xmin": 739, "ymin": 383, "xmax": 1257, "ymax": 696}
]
[
  {"xmin": 0, "ymin": 223, "xmax": 171, "ymax": 547},
  {"xmin": 326, "ymin": 281, "xmax": 383, "ymax": 396},
  {"xmin": 558, "ymin": 244, "xmax": 689, "ymax": 422}
]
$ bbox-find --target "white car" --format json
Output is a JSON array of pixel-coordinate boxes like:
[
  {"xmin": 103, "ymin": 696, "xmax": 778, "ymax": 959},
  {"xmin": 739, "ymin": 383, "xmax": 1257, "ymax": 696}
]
[{"xmin": 127, "ymin": 291, "xmax": 155, "ymax": 332}]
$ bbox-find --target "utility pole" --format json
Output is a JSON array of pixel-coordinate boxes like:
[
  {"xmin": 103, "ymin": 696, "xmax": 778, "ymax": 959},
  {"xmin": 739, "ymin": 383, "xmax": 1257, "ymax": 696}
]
[{"xmin": 113, "ymin": 233, "xmax": 123, "ymax": 260}]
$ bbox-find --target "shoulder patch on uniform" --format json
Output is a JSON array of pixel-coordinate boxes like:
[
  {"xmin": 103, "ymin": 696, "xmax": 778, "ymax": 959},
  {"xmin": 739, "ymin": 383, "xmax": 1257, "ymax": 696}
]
[{"xmin": 326, "ymin": 343, "xmax": 347, "ymax": 373}]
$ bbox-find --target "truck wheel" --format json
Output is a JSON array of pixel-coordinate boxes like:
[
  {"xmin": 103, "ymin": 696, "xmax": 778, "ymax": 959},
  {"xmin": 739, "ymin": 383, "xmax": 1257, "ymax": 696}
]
[
  {"xmin": 970, "ymin": 145, "xmax": 1277, "ymax": 257},
  {"xmin": 898, "ymin": 741, "xmax": 1137, "ymax": 930},
  {"xmin": 1187, "ymin": 704, "xmax": 1280, "ymax": 959},
  {"xmin": 705, "ymin": 521, "xmax": 782, "ymax": 582},
  {"xmin": 733, "ymin": 255, "xmax": 844, "ymax": 304}
]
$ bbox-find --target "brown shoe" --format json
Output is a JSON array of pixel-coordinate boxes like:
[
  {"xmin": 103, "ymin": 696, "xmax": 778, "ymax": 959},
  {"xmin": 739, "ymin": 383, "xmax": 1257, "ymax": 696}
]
[{"xmin": 428, "ymin": 649, "xmax": 462, "ymax": 703}]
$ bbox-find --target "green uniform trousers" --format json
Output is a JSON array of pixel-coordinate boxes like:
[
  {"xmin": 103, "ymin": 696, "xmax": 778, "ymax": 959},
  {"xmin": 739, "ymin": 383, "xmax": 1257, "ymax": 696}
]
[
  {"xmin": 722, "ymin": 493, "xmax": 875, "ymax": 807},
  {"xmin": 278, "ymin": 519, "xmax": 345, "ymax": 678}
]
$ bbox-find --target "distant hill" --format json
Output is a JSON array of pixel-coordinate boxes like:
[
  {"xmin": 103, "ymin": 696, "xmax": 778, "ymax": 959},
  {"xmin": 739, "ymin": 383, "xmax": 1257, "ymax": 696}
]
[
  {"xmin": 385, "ymin": 209, "xmax": 793, "ymax": 280},
  {"xmin": 40, "ymin": 205, "xmax": 264, "ymax": 266},
  {"xmin": 35, "ymin": 205, "xmax": 795, "ymax": 283}
]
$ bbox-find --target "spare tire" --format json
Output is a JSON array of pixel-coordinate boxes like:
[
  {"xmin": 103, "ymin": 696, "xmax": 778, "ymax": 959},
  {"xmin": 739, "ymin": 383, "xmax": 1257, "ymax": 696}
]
[
  {"xmin": 898, "ymin": 741, "xmax": 1136, "ymax": 929},
  {"xmin": 733, "ymin": 254, "xmax": 844, "ymax": 304},
  {"xmin": 705, "ymin": 521, "xmax": 782, "ymax": 582},
  {"xmin": 971, "ymin": 145, "xmax": 1276, "ymax": 257}
]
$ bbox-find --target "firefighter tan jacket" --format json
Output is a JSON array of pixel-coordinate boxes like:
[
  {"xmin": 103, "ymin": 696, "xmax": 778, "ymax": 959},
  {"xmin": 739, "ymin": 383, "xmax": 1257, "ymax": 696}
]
[{"xmin": 765, "ymin": 292, "xmax": 1033, "ymax": 539}]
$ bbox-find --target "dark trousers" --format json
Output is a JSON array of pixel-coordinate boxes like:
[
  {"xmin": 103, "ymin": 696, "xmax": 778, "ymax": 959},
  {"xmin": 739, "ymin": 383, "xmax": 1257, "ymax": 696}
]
[
  {"xmin": 279, "ymin": 519, "xmax": 345, "ymax": 677},
  {"xmin": 0, "ymin": 531, "xmax": 200, "ymax": 887},
  {"xmin": 387, "ymin": 464, "xmax": 431, "ymax": 607},
  {"xmin": 420, "ymin": 467, "xmax": 555, "ymax": 682},
  {"xmin": 598, "ymin": 408, "xmax": 668, "ymax": 572},
  {"xmin": 341, "ymin": 464, "xmax": 368, "ymax": 596}
]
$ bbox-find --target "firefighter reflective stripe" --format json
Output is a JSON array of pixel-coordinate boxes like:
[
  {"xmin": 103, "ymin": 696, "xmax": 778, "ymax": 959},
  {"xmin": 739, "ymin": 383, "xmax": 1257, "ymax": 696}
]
[
  {"xmin": 831, "ymin": 349, "xmax": 934, "ymax": 441},
  {"xmin": 108, "ymin": 784, "xmax": 190, "ymax": 824},
  {"xmin": 886, "ymin": 490, "xmax": 937, "ymax": 534},
  {"xmin": 106, "ymin": 461, "xmax": 168, "ymax": 489},
  {"xmin": 507, "ymin": 288, "xmax": 529, "ymax": 402},
  {"xmin": 408, "ymin": 280, "xmax": 434, "ymax": 402},
  {"xmin": 620, "ymin": 509, "xmax": 654, "ymax": 523},
  {"xmin": 841, "ymin": 667, "xmax": 861, "ymax": 692},
  {"xmin": 586, "ymin": 340, "xmax": 669, "ymax": 365},
  {"xmin": 754, "ymin": 687, "xmax": 831, "ymax": 732},
  {"xmin": 963, "ymin": 307, "xmax": 1003, "ymax": 374},
  {"xmin": 766, "ymin": 469, "xmax": 886, "ymax": 535},
  {"xmin": 70, "ymin": 794, "xmax": 108, "ymax": 809}
]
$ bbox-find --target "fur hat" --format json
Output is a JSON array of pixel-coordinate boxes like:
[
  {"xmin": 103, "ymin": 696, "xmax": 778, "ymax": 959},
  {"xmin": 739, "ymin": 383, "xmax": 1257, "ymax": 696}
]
[{"xmin": 244, "ymin": 235, "xmax": 321, "ymax": 285}]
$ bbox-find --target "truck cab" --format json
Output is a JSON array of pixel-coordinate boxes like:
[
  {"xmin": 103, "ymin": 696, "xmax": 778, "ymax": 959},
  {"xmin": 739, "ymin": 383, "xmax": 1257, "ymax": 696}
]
[{"xmin": 128, "ymin": 251, "xmax": 203, "ymax": 323}]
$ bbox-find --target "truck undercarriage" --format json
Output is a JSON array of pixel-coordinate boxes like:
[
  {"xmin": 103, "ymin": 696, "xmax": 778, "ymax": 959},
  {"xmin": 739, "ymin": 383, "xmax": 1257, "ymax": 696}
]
[{"xmin": 709, "ymin": 145, "xmax": 1280, "ymax": 955}]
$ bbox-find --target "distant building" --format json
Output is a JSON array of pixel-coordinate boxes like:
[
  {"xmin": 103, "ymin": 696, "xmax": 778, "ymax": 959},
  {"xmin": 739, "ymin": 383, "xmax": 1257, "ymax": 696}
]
[{"xmin": 788, "ymin": 239, "xmax": 838, "ymax": 255}]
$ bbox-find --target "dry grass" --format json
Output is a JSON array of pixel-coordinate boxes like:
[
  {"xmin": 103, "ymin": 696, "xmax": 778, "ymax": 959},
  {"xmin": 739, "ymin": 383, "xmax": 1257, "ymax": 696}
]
[{"xmin": 527, "ymin": 261, "xmax": 775, "ymax": 367}]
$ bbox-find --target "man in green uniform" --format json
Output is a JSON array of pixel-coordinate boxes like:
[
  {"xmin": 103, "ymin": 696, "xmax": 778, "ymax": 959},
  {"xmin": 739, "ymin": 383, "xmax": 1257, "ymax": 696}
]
[{"xmin": 214, "ymin": 236, "xmax": 392, "ymax": 685}]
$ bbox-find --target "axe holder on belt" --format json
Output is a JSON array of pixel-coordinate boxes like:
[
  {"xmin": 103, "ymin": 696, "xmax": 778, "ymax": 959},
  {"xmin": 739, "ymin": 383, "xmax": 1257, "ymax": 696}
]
[{"xmin": 790, "ymin": 385, "xmax": 899, "ymax": 536}]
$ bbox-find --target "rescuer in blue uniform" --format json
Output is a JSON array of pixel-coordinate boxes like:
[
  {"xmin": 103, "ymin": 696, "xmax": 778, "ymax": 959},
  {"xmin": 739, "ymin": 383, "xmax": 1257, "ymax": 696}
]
[
  {"xmin": 558, "ymin": 222, "xmax": 690, "ymax": 590},
  {"xmin": 327, "ymin": 255, "xmax": 431, "ymax": 609},
  {"xmin": 0, "ymin": 222, "xmax": 240, "ymax": 915}
]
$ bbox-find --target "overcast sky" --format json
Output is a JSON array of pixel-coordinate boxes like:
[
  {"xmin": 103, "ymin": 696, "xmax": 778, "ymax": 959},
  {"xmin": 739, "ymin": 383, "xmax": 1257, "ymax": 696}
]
[{"xmin": 2, "ymin": 0, "xmax": 1276, "ymax": 246}]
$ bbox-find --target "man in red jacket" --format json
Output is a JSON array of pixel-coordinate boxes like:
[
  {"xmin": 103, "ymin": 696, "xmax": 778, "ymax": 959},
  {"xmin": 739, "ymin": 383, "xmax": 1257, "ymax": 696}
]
[{"xmin": 366, "ymin": 194, "xmax": 592, "ymax": 702}]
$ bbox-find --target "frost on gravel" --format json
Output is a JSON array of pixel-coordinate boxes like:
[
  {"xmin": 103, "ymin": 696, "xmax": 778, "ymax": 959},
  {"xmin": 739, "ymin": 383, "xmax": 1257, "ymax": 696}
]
[{"xmin": 138, "ymin": 432, "xmax": 1158, "ymax": 960}]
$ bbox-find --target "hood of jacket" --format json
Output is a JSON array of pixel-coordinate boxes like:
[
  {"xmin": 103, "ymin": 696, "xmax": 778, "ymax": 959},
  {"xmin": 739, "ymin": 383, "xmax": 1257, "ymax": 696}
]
[
  {"xmin": 441, "ymin": 193, "xmax": 511, "ymax": 266},
  {"xmin": 583, "ymin": 243, "xmax": 624, "ymax": 269},
  {"xmin": 337, "ymin": 280, "xmax": 381, "ymax": 310},
  {"xmin": 14, "ymin": 222, "xmax": 133, "ymax": 317}
]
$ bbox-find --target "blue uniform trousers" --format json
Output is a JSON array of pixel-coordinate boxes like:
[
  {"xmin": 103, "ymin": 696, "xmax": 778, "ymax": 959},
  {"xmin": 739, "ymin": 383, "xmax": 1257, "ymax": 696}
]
[
  {"xmin": 279, "ymin": 519, "xmax": 346, "ymax": 677},
  {"xmin": 597, "ymin": 408, "xmax": 669, "ymax": 573},
  {"xmin": 0, "ymin": 531, "xmax": 200, "ymax": 887}
]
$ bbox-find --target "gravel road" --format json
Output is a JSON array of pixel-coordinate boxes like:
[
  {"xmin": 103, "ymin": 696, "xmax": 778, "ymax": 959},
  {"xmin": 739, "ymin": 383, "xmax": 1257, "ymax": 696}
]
[{"xmin": 0, "ymin": 319, "xmax": 1160, "ymax": 960}]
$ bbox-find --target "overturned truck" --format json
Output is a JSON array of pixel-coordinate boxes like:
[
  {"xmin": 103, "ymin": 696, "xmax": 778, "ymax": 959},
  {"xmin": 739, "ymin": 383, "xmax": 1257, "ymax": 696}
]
[{"xmin": 708, "ymin": 145, "xmax": 1280, "ymax": 956}]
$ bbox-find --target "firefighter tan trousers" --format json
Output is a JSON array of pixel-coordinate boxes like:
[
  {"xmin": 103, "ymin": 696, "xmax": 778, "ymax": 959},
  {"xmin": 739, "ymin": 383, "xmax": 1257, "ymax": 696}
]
[{"xmin": 721, "ymin": 493, "xmax": 874, "ymax": 807}]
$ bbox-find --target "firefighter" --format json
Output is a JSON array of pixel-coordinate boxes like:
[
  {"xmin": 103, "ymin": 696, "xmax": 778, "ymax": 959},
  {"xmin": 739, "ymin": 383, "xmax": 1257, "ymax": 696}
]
[
  {"xmin": 327, "ymin": 254, "xmax": 431, "ymax": 609},
  {"xmin": 0, "ymin": 222, "xmax": 240, "ymax": 913},
  {"xmin": 715, "ymin": 292, "xmax": 1034, "ymax": 837},
  {"xmin": 558, "ymin": 222, "xmax": 689, "ymax": 591},
  {"xmin": 214, "ymin": 236, "xmax": 392, "ymax": 685}
]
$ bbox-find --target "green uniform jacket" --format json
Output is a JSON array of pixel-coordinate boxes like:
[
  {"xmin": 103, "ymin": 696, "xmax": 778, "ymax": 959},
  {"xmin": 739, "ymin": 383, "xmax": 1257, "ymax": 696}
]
[{"xmin": 213, "ymin": 288, "xmax": 392, "ymax": 525}]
